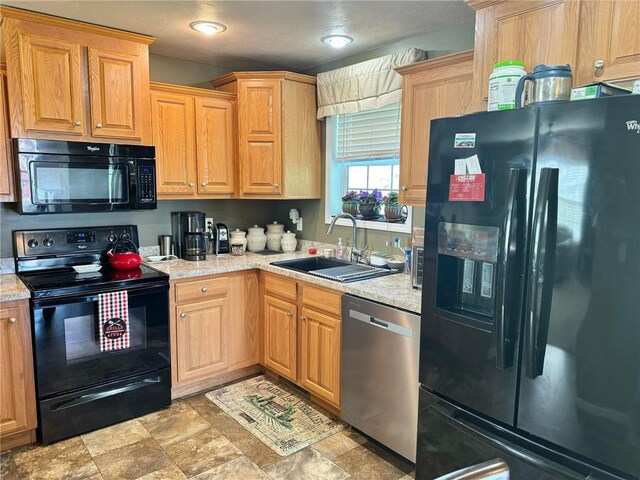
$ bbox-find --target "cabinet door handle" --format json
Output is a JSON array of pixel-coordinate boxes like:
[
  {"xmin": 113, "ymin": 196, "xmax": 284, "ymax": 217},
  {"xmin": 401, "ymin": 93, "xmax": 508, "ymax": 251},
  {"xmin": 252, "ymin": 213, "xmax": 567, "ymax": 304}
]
[
  {"xmin": 201, "ymin": 182, "xmax": 208, "ymax": 187},
  {"xmin": 180, "ymin": 312, "xmax": 187, "ymax": 318},
  {"xmin": 189, "ymin": 183, "xmax": 194, "ymax": 188},
  {"xmin": 594, "ymin": 59, "xmax": 605, "ymax": 69},
  {"xmin": 287, "ymin": 311, "xmax": 293, "ymax": 317},
  {"xmin": 401, "ymin": 185, "xmax": 408, "ymax": 191},
  {"xmin": 273, "ymin": 183, "xmax": 279, "ymax": 189},
  {"xmin": 96, "ymin": 123, "xmax": 103, "ymax": 128},
  {"xmin": 201, "ymin": 287, "xmax": 208, "ymax": 292},
  {"xmin": 300, "ymin": 316, "xmax": 307, "ymax": 321},
  {"xmin": 8, "ymin": 317, "xmax": 16, "ymax": 324},
  {"xmin": 74, "ymin": 120, "xmax": 82, "ymax": 126}
]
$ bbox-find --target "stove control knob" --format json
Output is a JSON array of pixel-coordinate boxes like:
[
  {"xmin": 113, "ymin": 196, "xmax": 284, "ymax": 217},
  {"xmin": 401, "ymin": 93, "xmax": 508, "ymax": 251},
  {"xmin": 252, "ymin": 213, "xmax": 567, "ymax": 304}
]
[
  {"xmin": 27, "ymin": 238, "xmax": 39, "ymax": 249},
  {"xmin": 120, "ymin": 232, "xmax": 131, "ymax": 240},
  {"xmin": 43, "ymin": 237, "xmax": 54, "ymax": 248},
  {"xmin": 107, "ymin": 233, "xmax": 118, "ymax": 244}
]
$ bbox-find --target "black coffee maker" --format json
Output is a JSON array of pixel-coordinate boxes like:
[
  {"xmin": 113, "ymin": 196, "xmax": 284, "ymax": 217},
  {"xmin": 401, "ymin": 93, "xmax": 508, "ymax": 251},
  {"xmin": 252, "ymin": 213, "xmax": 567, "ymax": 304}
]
[
  {"xmin": 214, "ymin": 223, "xmax": 231, "ymax": 255},
  {"xmin": 171, "ymin": 211, "xmax": 207, "ymax": 261}
]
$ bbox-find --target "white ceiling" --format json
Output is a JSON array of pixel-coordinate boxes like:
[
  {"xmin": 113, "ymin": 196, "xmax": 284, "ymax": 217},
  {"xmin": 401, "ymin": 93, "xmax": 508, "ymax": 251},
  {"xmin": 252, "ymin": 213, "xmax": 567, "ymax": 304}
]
[{"xmin": 2, "ymin": 1, "xmax": 475, "ymax": 71}]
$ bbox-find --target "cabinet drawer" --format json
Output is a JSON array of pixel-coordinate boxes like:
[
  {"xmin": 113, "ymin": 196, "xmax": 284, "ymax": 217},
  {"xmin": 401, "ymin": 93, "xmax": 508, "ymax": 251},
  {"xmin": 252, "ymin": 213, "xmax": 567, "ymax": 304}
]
[
  {"xmin": 174, "ymin": 277, "xmax": 228, "ymax": 303},
  {"xmin": 300, "ymin": 283, "xmax": 341, "ymax": 317},
  {"xmin": 264, "ymin": 273, "xmax": 297, "ymax": 302}
]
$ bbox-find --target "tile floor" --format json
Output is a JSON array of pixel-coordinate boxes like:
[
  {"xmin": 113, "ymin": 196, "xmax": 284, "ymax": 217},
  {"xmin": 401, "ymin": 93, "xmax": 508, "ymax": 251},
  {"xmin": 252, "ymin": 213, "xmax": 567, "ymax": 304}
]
[{"xmin": 1, "ymin": 392, "xmax": 415, "ymax": 480}]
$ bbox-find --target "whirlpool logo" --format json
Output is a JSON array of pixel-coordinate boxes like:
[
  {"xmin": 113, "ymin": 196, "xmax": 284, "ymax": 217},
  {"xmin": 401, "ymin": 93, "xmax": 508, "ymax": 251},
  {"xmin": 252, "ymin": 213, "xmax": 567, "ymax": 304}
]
[
  {"xmin": 87, "ymin": 146, "xmax": 100, "ymax": 152},
  {"xmin": 626, "ymin": 120, "xmax": 640, "ymax": 133}
]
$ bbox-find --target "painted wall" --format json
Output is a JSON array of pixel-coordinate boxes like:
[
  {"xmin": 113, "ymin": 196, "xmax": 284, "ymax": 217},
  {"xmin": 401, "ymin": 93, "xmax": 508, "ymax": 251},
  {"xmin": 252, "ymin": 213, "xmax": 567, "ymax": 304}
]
[{"xmin": 149, "ymin": 54, "xmax": 231, "ymax": 89}]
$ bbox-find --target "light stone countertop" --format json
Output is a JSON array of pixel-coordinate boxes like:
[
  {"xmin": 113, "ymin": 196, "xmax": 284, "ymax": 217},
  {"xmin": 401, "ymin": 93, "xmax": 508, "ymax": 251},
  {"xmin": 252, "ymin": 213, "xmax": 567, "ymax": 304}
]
[
  {"xmin": 147, "ymin": 251, "xmax": 422, "ymax": 314},
  {"xmin": 0, "ymin": 274, "xmax": 31, "ymax": 301}
]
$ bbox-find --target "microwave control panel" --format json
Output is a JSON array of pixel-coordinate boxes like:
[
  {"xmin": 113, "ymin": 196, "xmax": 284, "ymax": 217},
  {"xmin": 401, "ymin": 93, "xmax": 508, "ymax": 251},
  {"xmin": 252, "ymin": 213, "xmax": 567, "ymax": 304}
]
[{"xmin": 138, "ymin": 165, "xmax": 156, "ymax": 203}]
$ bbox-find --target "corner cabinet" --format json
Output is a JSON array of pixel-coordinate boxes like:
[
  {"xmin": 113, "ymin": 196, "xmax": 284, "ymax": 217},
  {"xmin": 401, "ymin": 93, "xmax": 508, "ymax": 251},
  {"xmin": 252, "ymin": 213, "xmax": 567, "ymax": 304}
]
[
  {"xmin": 150, "ymin": 83, "xmax": 237, "ymax": 199},
  {"xmin": 466, "ymin": 0, "xmax": 581, "ymax": 111},
  {"xmin": 261, "ymin": 272, "xmax": 342, "ymax": 409},
  {"xmin": 170, "ymin": 271, "xmax": 260, "ymax": 398},
  {"xmin": 2, "ymin": 7, "xmax": 154, "ymax": 144},
  {"xmin": 211, "ymin": 72, "xmax": 321, "ymax": 199},
  {"xmin": 0, "ymin": 63, "xmax": 16, "ymax": 202},
  {"xmin": 0, "ymin": 300, "xmax": 37, "ymax": 451},
  {"xmin": 395, "ymin": 51, "xmax": 474, "ymax": 207}
]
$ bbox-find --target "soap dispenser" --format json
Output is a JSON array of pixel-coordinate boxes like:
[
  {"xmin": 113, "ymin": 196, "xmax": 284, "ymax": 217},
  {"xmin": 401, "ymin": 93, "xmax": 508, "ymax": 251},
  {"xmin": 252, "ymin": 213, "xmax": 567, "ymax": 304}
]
[{"xmin": 335, "ymin": 238, "xmax": 346, "ymax": 260}]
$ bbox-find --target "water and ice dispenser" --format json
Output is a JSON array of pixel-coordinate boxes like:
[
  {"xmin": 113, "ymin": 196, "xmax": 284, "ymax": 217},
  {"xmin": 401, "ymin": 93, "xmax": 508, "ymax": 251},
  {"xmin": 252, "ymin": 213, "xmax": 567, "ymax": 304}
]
[{"xmin": 436, "ymin": 222, "xmax": 500, "ymax": 320}]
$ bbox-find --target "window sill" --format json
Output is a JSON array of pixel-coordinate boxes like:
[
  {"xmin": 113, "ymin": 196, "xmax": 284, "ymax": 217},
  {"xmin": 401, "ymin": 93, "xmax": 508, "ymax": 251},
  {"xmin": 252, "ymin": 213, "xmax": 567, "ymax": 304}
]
[{"xmin": 324, "ymin": 215, "xmax": 412, "ymax": 234}]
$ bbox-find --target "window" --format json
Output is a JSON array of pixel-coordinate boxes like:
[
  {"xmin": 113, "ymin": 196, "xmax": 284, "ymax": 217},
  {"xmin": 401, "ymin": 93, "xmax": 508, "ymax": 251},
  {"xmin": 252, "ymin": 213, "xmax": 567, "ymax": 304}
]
[{"xmin": 325, "ymin": 103, "xmax": 411, "ymax": 233}]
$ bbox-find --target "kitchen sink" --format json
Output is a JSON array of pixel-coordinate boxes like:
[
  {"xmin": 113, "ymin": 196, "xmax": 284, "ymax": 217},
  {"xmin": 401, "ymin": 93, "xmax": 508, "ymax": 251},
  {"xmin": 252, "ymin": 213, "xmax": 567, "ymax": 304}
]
[{"xmin": 270, "ymin": 257, "xmax": 399, "ymax": 282}]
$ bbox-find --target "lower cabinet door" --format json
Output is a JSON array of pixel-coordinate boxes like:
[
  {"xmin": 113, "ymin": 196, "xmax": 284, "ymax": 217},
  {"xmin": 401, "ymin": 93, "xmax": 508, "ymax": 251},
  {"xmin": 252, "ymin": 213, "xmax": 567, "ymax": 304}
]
[
  {"xmin": 0, "ymin": 301, "xmax": 36, "ymax": 437},
  {"xmin": 176, "ymin": 298, "xmax": 228, "ymax": 384},
  {"xmin": 263, "ymin": 295, "xmax": 297, "ymax": 381},
  {"xmin": 299, "ymin": 307, "xmax": 341, "ymax": 406}
]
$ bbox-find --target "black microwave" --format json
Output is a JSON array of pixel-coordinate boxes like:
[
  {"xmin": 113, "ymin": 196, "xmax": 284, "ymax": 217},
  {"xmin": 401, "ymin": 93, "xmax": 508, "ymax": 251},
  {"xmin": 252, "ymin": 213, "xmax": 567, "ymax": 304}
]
[{"xmin": 14, "ymin": 139, "xmax": 156, "ymax": 214}]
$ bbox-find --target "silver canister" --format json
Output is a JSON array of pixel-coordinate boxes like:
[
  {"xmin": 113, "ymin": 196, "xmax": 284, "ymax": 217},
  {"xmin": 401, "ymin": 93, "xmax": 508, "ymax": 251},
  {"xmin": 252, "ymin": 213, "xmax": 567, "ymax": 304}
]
[{"xmin": 159, "ymin": 235, "xmax": 173, "ymax": 256}]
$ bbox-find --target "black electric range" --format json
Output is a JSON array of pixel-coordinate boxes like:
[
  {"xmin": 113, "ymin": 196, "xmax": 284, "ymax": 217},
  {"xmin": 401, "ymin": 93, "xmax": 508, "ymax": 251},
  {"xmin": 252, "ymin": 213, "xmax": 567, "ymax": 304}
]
[{"xmin": 13, "ymin": 225, "xmax": 171, "ymax": 444}]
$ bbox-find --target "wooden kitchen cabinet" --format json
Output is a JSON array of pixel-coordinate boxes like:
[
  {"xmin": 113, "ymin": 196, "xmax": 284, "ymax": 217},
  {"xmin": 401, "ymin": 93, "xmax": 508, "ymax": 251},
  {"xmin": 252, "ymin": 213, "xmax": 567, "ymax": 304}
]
[
  {"xmin": 0, "ymin": 300, "xmax": 37, "ymax": 451},
  {"xmin": 466, "ymin": 0, "xmax": 581, "ymax": 111},
  {"xmin": 0, "ymin": 63, "xmax": 16, "ymax": 202},
  {"xmin": 211, "ymin": 72, "xmax": 321, "ymax": 199},
  {"xmin": 299, "ymin": 284, "xmax": 342, "ymax": 407},
  {"xmin": 261, "ymin": 273, "xmax": 342, "ymax": 408},
  {"xmin": 395, "ymin": 51, "xmax": 474, "ymax": 206},
  {"xmin": 170, "ymin": 271, "xmax": 259, "ymax": 397},
  {"xmin": 576, "ymin": 0, "xmax": 640, "ymax": 85},
  {"xmin": 150, "ymin": 83, "xmax": 236, "ymax": 198},
  {"xmin": 2, "ymin": 7, "xmax": 154, "ymax": 144}
]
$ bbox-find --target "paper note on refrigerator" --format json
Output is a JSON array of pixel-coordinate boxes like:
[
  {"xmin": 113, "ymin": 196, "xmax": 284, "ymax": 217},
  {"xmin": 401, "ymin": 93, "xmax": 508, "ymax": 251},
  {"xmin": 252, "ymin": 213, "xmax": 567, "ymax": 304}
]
[
  {"xmin": 454, "ymin": 154, "xmax": 483, "ymax": 175},
  {"xmin": 465, "ymin": 154, "xmax": 482, "ymax": 174}
]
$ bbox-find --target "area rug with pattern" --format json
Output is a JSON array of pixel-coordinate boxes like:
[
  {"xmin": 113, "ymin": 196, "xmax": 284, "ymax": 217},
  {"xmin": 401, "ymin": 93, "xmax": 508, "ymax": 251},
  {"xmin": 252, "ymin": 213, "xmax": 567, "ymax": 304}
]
[{"xmin": 205, "ymin": 375, "xmax": 345, "ymax": 456}]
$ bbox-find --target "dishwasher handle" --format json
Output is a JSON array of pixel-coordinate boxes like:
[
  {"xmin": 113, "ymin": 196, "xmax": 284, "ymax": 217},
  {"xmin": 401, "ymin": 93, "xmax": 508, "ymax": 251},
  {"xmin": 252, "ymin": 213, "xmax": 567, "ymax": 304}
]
[{"xmin": 348, "ymin": 308, "xmax": 414, "ymax": 338}]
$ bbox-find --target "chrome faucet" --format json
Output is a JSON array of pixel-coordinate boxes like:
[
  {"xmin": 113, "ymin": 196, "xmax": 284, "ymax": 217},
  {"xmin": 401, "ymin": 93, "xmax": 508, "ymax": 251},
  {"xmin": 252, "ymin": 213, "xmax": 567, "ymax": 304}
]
[{"xmin": 326, "ymin": 213, "xmax": 367, "ymax": 263}]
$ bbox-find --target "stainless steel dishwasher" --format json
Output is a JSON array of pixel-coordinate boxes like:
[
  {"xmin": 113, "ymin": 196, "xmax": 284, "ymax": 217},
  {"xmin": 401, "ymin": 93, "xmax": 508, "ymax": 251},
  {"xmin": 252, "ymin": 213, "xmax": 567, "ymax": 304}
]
[{"xmin": 341, "ymin": 294, "xmax": 420, "ymax": 462}]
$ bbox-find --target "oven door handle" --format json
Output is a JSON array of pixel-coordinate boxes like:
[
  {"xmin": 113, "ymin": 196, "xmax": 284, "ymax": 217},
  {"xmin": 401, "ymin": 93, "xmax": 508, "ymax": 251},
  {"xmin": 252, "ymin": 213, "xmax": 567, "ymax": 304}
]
[
  {"xmin": 31, "ymin": 282, "xmax": 168, "ymax": 308},
  {"xmin": 51, "ymin": 376, "xmax": 162, "ymax": 411}
]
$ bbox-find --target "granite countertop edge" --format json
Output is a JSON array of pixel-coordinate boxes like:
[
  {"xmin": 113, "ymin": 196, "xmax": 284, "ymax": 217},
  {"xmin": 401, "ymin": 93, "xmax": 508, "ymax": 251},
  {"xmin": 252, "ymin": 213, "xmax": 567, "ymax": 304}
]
[{"xmin": 0, "ymin": 251, "xmax": 423, "ymax": 314}]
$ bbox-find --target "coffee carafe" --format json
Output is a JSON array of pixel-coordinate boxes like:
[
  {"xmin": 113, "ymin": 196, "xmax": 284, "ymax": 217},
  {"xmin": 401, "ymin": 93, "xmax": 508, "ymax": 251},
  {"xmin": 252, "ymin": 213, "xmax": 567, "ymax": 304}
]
[{"xmin": 171, "ymin": 211, "xmax": 207, "ymax": 261}]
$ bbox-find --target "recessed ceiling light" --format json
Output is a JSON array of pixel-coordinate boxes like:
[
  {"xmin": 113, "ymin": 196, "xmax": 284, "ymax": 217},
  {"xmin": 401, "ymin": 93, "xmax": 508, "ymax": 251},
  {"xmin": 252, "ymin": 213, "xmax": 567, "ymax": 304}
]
[
  {"xmin": 190, "ymin": 21, "xmax": 227, "ymax": 35},
  {"xmin": 321, "ymin": 35, "xmax": 353, "ymax": 49}
]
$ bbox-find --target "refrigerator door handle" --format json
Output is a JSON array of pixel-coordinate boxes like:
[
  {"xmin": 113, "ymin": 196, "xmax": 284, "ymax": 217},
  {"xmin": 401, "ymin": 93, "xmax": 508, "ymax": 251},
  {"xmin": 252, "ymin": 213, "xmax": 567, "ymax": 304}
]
[
  {"xmin": 495, "ymin": 168, "xmax": 524, "ymax": 370},
  {"xmin": 525, "ymin": 168, "xmax": 559, "ymax": 379}
]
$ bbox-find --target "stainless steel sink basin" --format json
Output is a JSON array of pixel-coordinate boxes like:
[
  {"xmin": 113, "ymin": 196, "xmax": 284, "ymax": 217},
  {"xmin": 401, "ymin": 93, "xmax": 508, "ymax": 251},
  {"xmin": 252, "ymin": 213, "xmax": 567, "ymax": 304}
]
[{"xmin": 270, "ymin": 257, "xmax": 398, "ymax": 283}]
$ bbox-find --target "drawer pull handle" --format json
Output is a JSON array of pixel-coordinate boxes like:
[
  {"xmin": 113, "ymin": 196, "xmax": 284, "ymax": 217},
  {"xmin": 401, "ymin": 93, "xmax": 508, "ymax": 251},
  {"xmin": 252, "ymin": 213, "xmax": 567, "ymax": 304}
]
[
  {"xmin": 180, "ymin": 312, "xmax": 187, "ymax": 318},
  {"xmin": 201, "ymin": 182, "xmax": 208, "ymax": 187},
  {"xmin": 96, "ymin": 123, "xmax": 103, "ymax": 128},
  {"xmin": 201, "ymin": 287, "xmax": 208, "ymax": 292},
  {"xmin": 8, "ymin": 317, "xmax": 16, "ymax": 324}
]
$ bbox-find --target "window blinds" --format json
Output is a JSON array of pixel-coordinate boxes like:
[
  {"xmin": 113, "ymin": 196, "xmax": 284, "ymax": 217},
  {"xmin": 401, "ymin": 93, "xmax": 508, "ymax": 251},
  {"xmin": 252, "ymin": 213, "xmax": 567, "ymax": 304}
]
[{"xmin": 335, "ymin": 103, "xmax": 401, "ymax": 163}]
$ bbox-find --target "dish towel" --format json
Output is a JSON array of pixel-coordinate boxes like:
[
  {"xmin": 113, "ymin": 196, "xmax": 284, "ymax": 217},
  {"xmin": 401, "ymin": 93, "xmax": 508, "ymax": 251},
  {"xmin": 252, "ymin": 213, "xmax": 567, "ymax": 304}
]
[{"xmin": 98, "ymin": 291, "xmax": 130, "ymax": 352}]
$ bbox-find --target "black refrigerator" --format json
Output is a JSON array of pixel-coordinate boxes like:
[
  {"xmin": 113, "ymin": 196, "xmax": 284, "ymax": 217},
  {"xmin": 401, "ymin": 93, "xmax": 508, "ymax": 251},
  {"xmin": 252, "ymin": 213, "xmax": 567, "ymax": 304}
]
[{"xmin": 417, "ymin": 95, "xmax": 640, "ymax": 480}]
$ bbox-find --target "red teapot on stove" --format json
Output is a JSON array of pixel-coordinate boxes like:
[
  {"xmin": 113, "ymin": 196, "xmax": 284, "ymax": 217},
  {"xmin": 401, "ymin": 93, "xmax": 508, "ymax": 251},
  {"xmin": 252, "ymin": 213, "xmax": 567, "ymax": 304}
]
[{"xmin": 107, "ymin": 239, "xmax": 142, "ymax": 270}]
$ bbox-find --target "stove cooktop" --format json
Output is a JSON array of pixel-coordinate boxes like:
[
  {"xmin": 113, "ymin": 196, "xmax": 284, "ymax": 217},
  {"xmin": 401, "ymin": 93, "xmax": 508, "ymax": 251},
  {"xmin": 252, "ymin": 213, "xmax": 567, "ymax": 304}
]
[{"xmin": 19, "ymin": 264, "xmax": 168, "ymax": 299}]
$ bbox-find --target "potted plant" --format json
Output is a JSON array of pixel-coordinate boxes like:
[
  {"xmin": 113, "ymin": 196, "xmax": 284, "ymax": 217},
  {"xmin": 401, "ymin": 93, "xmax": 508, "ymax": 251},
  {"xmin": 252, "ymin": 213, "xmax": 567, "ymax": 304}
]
[
  {"xmin": 383, "ymin": 191, "xmax": 408, "ymax": 222},
  {"xmin": 341, "ymin": 191, "xmax": 359, "ymax": 216},
  {"xmin": 358, "ymin": 189, "xmax": 382, "ymax": 219}
]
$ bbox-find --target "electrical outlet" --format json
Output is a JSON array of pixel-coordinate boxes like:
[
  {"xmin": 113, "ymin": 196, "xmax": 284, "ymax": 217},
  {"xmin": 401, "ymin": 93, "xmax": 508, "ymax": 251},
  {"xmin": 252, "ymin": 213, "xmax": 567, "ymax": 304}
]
[{"xmin": 205, "ymin": 217, "xmax": 214, "ymax": 229}]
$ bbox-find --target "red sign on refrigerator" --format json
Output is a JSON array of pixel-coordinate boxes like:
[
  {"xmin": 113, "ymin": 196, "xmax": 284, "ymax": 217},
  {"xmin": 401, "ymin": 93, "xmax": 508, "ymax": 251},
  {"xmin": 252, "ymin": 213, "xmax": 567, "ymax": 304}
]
[{"xmin": 449, "ymin": 174, "xmax": 486, "ymax": 202}]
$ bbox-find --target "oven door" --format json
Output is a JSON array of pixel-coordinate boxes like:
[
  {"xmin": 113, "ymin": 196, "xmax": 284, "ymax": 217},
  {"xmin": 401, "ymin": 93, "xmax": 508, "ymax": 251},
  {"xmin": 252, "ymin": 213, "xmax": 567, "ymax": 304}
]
[
  {"xmin": 17, "ymin": 154, "xmax": 132, "ymax": 214},
  {"xmin": 32, "ymin": 283, "xmax": 170, "ymax": 399}
]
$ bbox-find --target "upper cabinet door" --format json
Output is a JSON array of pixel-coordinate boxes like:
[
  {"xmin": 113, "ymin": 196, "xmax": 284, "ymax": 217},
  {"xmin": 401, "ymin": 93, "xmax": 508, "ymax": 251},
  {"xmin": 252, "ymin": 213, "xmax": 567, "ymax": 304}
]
[
  {"xmin": 150, "ymin": 91, "xmax": 197, "ymax": 196},
  {"xmin": 195, "ymin": 96, "xmax": 236, "ymax": 196},
  {"xmin": 19, "ymin": 34, "xmax": 85, "ymax": 135},
  {"xmin": 469, "ymin": 0, "xmax": 580, "ymax": 109},
  {"xmin": 238, "ymin": 79, "xmax": 282, "ymax": 196},
  {"xmin": 88, "ymin": 47, "xmax": 144, "ymax": 140},
  {"xmin": 577, "ymin": 0, "xmax": 640, "ymax": 84},
  {"xmin": 0, "ymin": 69, "xmax": 15, "ymax": 202}
]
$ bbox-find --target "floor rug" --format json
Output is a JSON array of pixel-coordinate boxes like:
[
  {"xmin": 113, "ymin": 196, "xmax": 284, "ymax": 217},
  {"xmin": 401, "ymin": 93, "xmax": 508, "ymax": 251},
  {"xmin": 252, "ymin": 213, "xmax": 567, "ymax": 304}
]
[{"xmin": 205, "ymin": 375, "xmax": 346, "ymax": 456}]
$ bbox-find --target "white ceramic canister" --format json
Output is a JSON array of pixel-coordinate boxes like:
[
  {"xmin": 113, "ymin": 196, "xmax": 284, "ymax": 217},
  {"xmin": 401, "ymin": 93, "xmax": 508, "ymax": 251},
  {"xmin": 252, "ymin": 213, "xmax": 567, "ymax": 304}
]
[
  {"xmin": 487, "ymin": 60, "xmax": 527, "ymax": 111},
  {"xmin": 229, "ymin": 229, "xmax": 247, "ymax": 254},
  {"xmin": 265, "ymin": 221, "xmax": 285, "ymax": 251},
  {"xmin": 280, "ymin": 231, "xmax": 297, "ymax": 253},
  {"xmin": 246, "ymin": 225, "xmax": 267, "ymax": 252}
]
